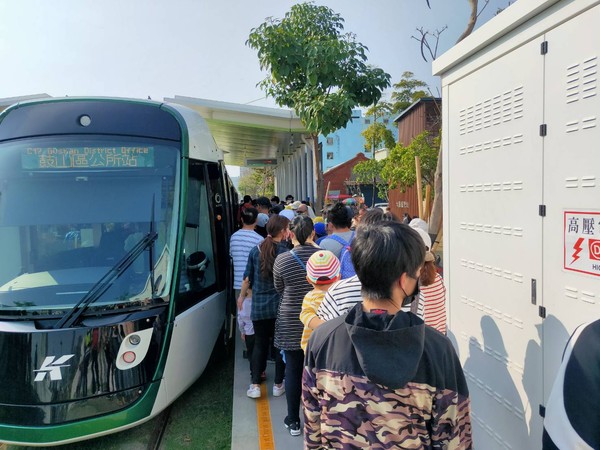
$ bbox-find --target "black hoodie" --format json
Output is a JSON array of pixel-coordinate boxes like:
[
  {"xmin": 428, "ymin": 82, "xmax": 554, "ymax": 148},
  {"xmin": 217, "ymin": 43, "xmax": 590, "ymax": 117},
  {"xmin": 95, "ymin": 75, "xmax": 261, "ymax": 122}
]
[{"xmin": 302, "ymin": 303, "xmax": 472, "ymax": 449}]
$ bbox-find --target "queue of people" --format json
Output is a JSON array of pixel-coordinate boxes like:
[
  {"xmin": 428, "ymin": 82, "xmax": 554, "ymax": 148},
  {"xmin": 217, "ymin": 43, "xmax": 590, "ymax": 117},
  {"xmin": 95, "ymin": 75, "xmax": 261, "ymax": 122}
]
[{"xmin": 230, "ymin": 194, "xmax": 467, "ymax": 448}]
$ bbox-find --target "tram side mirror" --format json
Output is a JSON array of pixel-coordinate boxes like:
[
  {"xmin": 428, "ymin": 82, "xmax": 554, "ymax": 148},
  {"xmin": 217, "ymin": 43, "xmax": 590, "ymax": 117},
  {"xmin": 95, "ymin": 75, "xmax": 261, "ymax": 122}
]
[
  {"xmin": 186, "ymin": 251, "xmax": 209, "ymax": 290},
  {"xmin": 187, "ymin": 251, "xmax": 209, "ymax": 274}
]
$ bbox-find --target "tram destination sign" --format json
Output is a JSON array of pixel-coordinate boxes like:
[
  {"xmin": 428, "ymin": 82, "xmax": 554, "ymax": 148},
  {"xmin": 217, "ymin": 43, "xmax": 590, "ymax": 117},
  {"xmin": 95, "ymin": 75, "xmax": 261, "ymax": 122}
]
[{"xmin": 21, "ymin": 146, "xmax": 155, "ymax": 169}]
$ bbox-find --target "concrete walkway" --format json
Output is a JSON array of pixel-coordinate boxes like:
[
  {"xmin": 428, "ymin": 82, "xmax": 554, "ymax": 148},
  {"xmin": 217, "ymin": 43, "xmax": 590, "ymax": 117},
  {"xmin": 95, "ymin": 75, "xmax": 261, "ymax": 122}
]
[{"xmin": 231, "ymin": 333, "xmax": 304, "ymax": 450}]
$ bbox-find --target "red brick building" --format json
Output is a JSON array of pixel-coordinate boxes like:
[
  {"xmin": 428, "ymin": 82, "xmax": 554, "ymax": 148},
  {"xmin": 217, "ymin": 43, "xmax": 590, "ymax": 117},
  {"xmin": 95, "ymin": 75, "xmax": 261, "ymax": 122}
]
[{"xmin": 323, "ymin": 152, "xmax": 369, "ymax": 202}]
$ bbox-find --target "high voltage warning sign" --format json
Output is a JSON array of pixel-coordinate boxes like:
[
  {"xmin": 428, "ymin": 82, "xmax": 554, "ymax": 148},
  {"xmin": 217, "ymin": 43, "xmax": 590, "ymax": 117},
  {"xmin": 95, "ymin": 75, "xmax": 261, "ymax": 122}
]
[{"xmin": 564, "ymin": 210, "xmax": 600, "ymax": 277}]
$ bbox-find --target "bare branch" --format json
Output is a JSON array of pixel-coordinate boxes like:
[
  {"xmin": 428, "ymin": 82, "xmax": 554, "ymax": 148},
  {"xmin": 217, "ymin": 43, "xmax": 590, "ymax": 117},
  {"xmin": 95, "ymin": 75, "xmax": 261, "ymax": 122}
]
[
  {"xmin": 420, "ymin": 33, "xmax": 429, "ymax": 62},
  {"xmin": 476, "ymin": 0, "xmax": 490, "ymax": 19},
  {"xmin": 433, "ymin": 26, "xmax": 448, "ymax": 58},
  {"xmin": 425, "ymin": 0, "xmax": 431, "ymax": 8},
  {"xmin": 412, "ymin": 26, "xmax": 447, "ymax": 62}
]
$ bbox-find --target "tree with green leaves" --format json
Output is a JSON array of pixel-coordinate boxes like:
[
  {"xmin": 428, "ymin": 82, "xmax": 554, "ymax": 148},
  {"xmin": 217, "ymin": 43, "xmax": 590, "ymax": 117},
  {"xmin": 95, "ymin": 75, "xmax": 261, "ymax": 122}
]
[
  {"xmin": 247, "ymin": 2, "xmax": 391, "ymax": 210},
  {"xmin": 361, "ymin": 102, "xmax": 396, "ymax": 153},
  {"xmin": 238, "ymin": 167, "xmax": 275, "ymax": 198},
  {"xmin": 352, "ymin": 158, "xmax": 388, "ymax": 206},
  {"xmin": 382, "ymin": 131, "xmax": 440, "ymax": 191},
  {"xmin": 390, "ymin": 71, "xmax": 429, "ymax": 115},
  {"xmin": 361, "ymin": 122, "xmax": 396, "ymax": 154},
  {"xmin": 364, "ymin": 101, "xmax": 392, "ymax": 119}
]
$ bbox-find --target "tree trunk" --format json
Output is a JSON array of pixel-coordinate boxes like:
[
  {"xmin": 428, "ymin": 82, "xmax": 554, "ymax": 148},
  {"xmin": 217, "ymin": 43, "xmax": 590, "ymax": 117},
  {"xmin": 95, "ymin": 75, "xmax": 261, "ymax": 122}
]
[
  {"xmin": 428, "ymin": 142, "xmax": 443, "ymax": 235},
  {"xmin": 456, "ymin": 0, "xmax": 478, "ymax": 43},
  {"xmin": 312, "ymin": 134, "xmax": 324, "ymax": 213},
  {"xmin": 429, "ymin": 0, "xmax": 479, "ymax": 235},
  {"xmin": 415, "ymin": 155, "xmax": 423, "ymax": 219},
  {"xmin": 372, "ymin": 178, "xmax": 376, "ymax": 206}
]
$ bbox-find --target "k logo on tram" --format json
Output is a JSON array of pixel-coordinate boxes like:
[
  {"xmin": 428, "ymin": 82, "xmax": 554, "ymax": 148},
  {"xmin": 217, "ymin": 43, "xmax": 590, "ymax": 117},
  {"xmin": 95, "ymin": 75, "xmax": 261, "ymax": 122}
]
[{"xmin": 33, "ymin": 355, "xmax": 75, "ymax": 381}]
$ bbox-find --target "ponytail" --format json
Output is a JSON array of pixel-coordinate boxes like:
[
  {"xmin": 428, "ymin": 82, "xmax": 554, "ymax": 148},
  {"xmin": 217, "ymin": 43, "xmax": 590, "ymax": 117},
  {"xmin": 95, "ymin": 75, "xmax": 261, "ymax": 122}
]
[
  {"xmin": 420, "ymin": 260, "xmax": 437, "ymax": 286},
  {"xmin": 259, "ymin": 215, "xmax": 290, "ymax": 278}
]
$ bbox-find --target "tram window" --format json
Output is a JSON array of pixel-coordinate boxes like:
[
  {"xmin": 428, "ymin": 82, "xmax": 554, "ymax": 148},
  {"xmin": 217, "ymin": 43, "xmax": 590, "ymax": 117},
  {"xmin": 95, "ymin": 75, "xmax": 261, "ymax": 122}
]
[
  {"xmin": 178, "ymin": 167, "xmax": 216, "ymax": 297},
  {"xmin": 0, "ymin": 136, "xmax": 179, "ymax": 312}
]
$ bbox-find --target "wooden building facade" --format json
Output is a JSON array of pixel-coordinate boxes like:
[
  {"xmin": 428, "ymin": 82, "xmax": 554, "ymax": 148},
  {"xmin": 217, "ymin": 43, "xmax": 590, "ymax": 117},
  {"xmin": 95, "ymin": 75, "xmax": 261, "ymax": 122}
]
[{"xmin": 389, "ymin": 97, "xmax": 441, "ymax": 220}]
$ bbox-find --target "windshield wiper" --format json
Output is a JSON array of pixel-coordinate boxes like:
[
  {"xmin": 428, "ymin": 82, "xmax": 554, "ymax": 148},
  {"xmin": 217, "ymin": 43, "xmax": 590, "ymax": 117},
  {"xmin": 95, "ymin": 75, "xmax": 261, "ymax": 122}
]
[
  {"xmin": 53, "ymin": 231, "xmax": 158, "ymax": 329},
  {"xmin": 149, "ymin": 196, "xmax": 157, "ymax": 297}
]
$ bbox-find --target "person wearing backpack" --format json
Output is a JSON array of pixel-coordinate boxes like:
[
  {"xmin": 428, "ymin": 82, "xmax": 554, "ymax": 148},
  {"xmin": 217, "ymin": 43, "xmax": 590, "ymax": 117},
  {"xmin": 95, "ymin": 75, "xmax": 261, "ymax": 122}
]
[
  {"xmin": 318, "ymin": 209, "xmax": 412, "ymax": 321},
  {"xmin": 319, "ymin": 203, "xmax": 354, "ymax": 261}
]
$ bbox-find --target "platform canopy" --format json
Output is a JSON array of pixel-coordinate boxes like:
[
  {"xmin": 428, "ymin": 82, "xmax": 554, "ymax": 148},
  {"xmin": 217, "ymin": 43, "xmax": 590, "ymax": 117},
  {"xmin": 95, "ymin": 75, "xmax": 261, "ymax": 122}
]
[
  {"xmin": 0, "ymin": 94, "xmax": 316, "ymax": 201},
  {"xmin": 164, "ymin": 96, "xmax": 310, "ymax": 167}
]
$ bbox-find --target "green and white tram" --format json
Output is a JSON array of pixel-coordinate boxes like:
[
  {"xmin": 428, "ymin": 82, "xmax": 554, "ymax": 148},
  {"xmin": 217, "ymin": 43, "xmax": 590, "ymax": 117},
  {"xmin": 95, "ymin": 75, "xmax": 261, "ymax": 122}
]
[{"xmin": 0, "ymin": 97, "xmax": 237, "ymax": 445}]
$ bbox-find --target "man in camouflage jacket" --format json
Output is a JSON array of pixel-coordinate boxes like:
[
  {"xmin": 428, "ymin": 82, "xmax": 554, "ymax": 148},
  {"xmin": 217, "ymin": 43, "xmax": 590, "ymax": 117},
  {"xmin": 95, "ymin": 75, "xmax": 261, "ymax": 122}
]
[{"xmin": 302, "ymin": 221, "xmax": 472, "ymax": 449}]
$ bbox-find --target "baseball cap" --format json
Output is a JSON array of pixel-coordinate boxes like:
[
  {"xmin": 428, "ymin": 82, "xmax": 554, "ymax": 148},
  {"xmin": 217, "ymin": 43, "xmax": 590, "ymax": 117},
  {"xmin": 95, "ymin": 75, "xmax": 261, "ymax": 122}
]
[
  {"xmin": 409, "ymin": 218, "xmax": 428, "ymax": 233},
  {"xmin": 412, "ymin": 227, "xmax": 432, "ymax": 251},
  {"xmin": 256, "ymin": 213, "xmax": 269, "ymax": 227},
  {"xmin": 314, "ymin": 222, "xmax": 327, "ymax": 237},
  {"xmin": 279, "ymin": 209, "xmax": 295, "ymax": 220},
  {"xmin": 306, "ymin": 250, "xmax": 341, "ymax": 285}
]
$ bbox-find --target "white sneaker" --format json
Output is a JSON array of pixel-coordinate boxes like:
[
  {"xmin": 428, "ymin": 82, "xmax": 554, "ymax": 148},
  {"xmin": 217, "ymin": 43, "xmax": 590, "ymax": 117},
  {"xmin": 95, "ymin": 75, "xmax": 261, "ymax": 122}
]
[
  {"xmin": 272, "ymin": 383, "xmax": 285, "ymax": 397},
  {"xmin": 247, "ymin": 384, "xmax": 261, "ymax": 398}
]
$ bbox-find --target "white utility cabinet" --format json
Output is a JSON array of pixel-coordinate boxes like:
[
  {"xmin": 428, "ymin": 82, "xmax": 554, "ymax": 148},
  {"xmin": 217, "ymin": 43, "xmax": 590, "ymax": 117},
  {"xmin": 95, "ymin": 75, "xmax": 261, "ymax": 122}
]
[{"xmin": 433, "ymin": 0, "xmax": 600, "ymax": 448}]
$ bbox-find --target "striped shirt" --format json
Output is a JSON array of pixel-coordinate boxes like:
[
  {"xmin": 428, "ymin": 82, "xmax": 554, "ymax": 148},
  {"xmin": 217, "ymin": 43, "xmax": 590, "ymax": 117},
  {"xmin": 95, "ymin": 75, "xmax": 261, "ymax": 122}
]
[
  {"xmin": 317, "ymin": 275, "xmax": 362, "ymax": 321},
  {"xmin": 420, "ymin": 273, "xmax": 447, "ymax": 334},
  {"xmin": 273, "ymin": 245, "xmax": 320, "ymax": 351},
  {"xmin": 229, "ymin": 229, "xmax": 263, "ymax": 289},
  {"xmin": 317, "ymin": 275, "xmax": 415, "ymax": 321}
]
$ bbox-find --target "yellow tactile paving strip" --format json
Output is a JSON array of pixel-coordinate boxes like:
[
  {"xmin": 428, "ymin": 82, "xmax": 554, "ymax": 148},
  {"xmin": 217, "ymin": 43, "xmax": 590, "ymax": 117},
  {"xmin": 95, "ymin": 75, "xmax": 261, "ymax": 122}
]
[{"xmin": 256, "ymin": 383, "xmax": 275, "ymax": 450}]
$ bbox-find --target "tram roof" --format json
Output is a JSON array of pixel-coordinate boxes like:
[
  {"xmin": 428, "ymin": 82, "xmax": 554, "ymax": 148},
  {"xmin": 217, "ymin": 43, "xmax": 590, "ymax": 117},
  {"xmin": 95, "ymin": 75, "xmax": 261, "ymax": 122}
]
[
  {"xmin": 0, "ymin": 94, "xmax": 311, "ymax": 168},
  {"xmin": 0, "ymin": 93, "xmax": 52, "ymax": 109},
  {"xmin": 164, "ymin": 96, "xmax": 309, "ymax": 167}
]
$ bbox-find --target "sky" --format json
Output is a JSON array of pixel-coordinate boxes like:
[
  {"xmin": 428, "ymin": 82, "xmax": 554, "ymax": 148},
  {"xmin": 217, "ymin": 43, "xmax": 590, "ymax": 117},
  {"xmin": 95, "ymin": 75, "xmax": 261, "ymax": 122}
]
[{"xmin": 0, "ymin": 0, "xmax": 510, "ymax": 175}]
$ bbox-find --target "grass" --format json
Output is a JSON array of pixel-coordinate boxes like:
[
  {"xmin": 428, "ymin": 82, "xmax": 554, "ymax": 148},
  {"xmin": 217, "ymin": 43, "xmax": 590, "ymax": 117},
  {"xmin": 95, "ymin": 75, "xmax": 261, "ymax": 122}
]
[{"xmin": 159, "ymin": 345, "xmax": 234, "ymax": 450}]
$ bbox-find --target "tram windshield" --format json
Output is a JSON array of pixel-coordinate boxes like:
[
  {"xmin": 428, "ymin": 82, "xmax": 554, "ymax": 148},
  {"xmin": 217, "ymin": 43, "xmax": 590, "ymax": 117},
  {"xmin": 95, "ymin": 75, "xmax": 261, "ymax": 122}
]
[{"xmin": 0, "ymin": 136, "xmax": 180, "ymax": 315}]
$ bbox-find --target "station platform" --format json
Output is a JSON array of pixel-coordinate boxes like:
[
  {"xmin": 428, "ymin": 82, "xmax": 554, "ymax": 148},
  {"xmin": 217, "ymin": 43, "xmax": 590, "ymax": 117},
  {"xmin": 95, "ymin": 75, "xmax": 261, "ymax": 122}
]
[{"xmin": 231, "ymin": 333, "xmax": 303, "ymax": 450}]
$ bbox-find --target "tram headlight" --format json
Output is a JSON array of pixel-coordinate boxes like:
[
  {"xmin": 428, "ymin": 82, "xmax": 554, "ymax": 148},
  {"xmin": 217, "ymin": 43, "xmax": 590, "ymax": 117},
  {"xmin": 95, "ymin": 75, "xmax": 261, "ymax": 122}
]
[
  {"xmin": 117, "ymin": 328, "xmax": 153, "ymax": 370},
  {"xmin": 123, "ymin": 351, "xmax": 136, "ymax": 364},
  {"xmin": 78, "ymin": 114, "xmax": 92, "ymax": 127}
]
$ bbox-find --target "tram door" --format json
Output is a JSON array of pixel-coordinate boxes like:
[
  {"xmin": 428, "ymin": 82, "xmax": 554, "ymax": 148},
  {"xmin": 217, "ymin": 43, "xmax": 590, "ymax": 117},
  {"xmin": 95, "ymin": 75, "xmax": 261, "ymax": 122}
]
[
  {"xmin": 206, "ymin": 163, "xmax": 235, "ymax": 340},
  {"xmin": 176, "ymin": 161, "xmax": 217, "ymax": 314},
  {"xmin": 206, "ymin": 163, "xmax": 228, "ymax": 292}
]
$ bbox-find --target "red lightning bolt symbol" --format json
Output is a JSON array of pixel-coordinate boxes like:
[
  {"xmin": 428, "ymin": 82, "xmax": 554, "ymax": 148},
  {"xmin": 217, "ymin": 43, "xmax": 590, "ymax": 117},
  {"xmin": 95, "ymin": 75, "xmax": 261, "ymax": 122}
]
[{"xmin": 572, "ymin": 237, "xmax": 585, "ymax": 263}]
